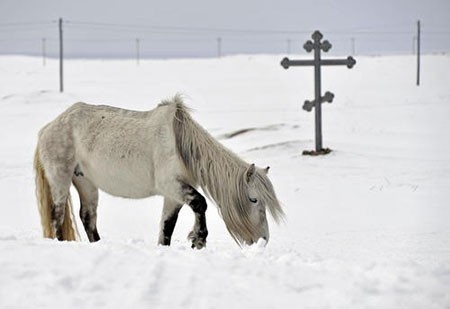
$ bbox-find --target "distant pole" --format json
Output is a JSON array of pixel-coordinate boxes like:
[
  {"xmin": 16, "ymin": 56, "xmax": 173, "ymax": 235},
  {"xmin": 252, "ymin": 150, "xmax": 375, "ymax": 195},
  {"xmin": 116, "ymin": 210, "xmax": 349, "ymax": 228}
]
[
  {"xmin": 136, "ymin": 38, "xmax": 140, "ymax": 65},
  {"xmin": 59, "ymin": 18, "xmax": 64, "ymax": 92},
  {"xmin": 351, "ymin": 37, "xmax": 355, "ymax": 55},
  {"xmin": 217, "ymin": 37, "xmax": 222, "ymax": 58},
  {"xmin": 42, "ymin": 38, "xmax": 46, "ymax": 66},
  {"xmin": 287, "ymin": 39, "xmax": 292, "ymax": 55},
  {"xmin": 416, "ymin": 20, "xmax": 421, "ymax": 86}
]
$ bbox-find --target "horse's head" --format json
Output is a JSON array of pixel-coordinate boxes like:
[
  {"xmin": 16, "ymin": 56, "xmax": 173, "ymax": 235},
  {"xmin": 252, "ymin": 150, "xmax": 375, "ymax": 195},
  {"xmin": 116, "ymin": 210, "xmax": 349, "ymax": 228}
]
[{"xmin": 221, "ymin": 163, "xmax": 284, "ymax": 246}]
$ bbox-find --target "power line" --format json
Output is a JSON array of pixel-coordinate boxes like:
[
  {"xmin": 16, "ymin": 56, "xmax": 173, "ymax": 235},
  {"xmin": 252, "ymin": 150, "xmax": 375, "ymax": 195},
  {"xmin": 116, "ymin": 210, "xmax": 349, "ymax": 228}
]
[
  {"xmin": 2, "ymin": 19, "xmax": 448, "ymax": 38},
  {"xmin": 65, "ymin": 20, "xmax": 314, "ymax": 35},
  {"xmin": 0, "ymin": 21, "xmax": 53, "ymax": 27},
  {"xmin": 1, "ymin": 19, "xmax": 450, "ymax": 57},
  {"xmin": 0, "ymin": 25, "xmax": 54, "ymax": 32}
]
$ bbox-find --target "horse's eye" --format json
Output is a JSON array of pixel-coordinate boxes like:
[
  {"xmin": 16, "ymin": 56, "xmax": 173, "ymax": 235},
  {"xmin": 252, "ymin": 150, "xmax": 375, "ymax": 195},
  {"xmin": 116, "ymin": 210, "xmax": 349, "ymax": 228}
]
[{"xmin": 249, "ymin": 197, "xmax": 258, "ymax": 203}]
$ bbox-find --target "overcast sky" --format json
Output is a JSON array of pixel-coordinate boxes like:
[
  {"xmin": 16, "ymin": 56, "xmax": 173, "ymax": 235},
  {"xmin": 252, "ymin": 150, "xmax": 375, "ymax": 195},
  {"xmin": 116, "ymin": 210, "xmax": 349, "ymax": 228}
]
[{"xmin": 1, "ymin": 0, "xmax": 449, "ymax": 58}]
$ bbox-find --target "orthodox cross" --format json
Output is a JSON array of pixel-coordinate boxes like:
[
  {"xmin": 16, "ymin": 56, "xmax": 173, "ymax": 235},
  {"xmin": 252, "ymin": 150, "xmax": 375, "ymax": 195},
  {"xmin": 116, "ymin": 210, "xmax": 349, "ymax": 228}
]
[{"xmin": 281, "ymin": 31, "xmax": 356, "ymax": 155}]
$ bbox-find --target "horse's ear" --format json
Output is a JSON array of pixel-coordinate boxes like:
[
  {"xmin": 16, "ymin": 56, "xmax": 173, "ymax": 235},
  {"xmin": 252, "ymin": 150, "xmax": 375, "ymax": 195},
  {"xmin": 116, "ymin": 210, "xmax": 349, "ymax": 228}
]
[
  {"xmin": 246, "ymin": 163, "xmax": 256, "ymax": 183},
  {"xmin": 265, "ymin": 166, "xmax": 270, "ymax": 174}
]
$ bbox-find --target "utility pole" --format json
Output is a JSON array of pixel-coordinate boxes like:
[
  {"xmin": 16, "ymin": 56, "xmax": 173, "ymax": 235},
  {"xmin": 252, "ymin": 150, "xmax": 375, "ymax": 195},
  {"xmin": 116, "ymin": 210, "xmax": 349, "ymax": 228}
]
[
  {"xmin": 416, "ymin": 20, "xmax": 421, "ymax": 86},
  {"xmin": 42, "ymin": 38, "xmax": 46, "ymax": 66},
  {"xmin": 136, "ymin": 38, "xmax": 140, "ymax": 65},
  {"xmin": 217, "ymin": 37, "xmax": 222, "ymax": 58},
  {"xmin": 59, "ymin": 18, "xmax": 64, "ymax": 92}
]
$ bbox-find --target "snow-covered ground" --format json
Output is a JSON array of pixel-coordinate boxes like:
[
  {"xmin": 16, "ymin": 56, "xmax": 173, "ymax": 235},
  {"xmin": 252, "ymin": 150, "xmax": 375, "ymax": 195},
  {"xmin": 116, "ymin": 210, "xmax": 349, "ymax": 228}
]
[{"xmin": 1, "ymin": 54, "xmax": 449, "ymax": 308}]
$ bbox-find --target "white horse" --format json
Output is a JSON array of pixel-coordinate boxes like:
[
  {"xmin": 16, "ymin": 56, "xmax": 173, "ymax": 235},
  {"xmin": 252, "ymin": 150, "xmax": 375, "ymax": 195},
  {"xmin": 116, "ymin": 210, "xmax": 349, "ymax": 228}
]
[{"xmin": 34, "ymin": 95, "xmax": 284, "ymax": 248}]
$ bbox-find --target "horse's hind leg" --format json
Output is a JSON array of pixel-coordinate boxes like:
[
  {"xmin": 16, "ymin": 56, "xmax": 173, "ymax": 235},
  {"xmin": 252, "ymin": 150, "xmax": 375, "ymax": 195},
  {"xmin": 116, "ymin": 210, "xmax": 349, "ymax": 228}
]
[
  {"xmin": 41, "ymin": 164, "xmax": 75, "ymax": 241},
  {"xmin": 158, "ymin": 198, "xmax": 183, "ymax": 246},
  {"xmin": 72, "ymin": 174, "xmax": 100, "ymax": 242},
  {"xmin": 40, "ymin": 159, "xmax": 75, "ymax": 240}
]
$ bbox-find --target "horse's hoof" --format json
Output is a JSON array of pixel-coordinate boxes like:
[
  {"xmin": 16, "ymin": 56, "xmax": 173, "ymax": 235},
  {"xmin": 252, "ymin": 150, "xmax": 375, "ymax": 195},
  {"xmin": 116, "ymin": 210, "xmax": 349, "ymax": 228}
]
[
  {"xmin": 188, "ymin": 231, "xmax": 206, "ymax": 249},
  {"xmin": 191, "ymin": 239, "xmax": 206, "ymax": 249}
]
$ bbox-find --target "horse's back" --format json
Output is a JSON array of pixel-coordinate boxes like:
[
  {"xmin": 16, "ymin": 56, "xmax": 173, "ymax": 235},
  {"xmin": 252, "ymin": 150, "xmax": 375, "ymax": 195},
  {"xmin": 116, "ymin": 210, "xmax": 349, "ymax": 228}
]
[{"xmin": 40, "ymin": 101, "xmax": 176, "ymax": 146}]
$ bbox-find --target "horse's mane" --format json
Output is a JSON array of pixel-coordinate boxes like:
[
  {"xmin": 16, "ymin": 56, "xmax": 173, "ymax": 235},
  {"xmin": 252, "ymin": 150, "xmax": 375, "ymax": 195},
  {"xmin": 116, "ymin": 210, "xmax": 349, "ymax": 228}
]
[{"xmin": 164, "ymin": 95, "xmax": 284, "ymax": 244}]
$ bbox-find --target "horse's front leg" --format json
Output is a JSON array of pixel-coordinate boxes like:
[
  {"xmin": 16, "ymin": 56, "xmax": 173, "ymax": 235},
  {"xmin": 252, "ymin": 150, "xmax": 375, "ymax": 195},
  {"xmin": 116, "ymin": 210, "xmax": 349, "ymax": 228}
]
[
  {"xmin": 181, "ymin": 184, "xmax": 208, "ymax": 249},
  {"xmin": 158, "ymin": 198, "xmax": 183, "ymax": 246}
]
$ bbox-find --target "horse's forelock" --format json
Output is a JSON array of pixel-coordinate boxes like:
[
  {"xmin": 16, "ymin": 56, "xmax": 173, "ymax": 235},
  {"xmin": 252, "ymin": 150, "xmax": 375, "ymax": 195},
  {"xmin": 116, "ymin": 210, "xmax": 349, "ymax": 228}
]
[
  {"xmin": 254, "ymin": 172, "xmax": 285, "ymax": 224},
  {"xmin": 218, "ymin": 173, "xmax": 264, "ymax": 245},
  {"xmin": 219, "ymin": 170, "xmax": 285, "ymax": 245}
]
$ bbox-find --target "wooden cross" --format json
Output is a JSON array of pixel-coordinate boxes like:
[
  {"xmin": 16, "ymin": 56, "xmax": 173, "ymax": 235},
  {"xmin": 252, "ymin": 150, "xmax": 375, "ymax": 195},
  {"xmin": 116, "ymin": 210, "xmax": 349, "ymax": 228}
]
[{"xmin": 281, "ymin": 30, "xmax": 356, "ymax": 155}]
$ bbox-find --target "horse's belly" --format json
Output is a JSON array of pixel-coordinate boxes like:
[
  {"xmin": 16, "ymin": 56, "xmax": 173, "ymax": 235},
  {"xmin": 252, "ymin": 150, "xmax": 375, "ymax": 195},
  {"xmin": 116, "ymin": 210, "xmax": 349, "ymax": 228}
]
[{"xmin": 79, "ymin": 160, "xmax": 157, "ymax": 199}]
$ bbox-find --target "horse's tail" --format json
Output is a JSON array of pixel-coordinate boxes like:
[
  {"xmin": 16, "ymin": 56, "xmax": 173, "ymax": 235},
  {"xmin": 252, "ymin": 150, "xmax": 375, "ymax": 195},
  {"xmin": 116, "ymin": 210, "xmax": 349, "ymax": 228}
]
[{"xmin": 34, "ymin": 147, "xmax": 78, "ymax": 241}]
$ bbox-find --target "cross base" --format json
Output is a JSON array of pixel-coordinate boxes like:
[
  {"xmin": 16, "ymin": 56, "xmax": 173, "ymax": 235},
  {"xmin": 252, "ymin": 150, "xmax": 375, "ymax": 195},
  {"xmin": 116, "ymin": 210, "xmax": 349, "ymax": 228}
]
[{"xmin": 302, "ymin": 148, "xmax": 332, "ymax": 156}]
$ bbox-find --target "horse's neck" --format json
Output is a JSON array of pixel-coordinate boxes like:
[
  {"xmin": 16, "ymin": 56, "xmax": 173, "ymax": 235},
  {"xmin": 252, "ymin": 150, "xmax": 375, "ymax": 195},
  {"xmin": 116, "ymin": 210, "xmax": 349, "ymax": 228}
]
[{"xmin": 176, "ymin": 107, "xmax": 247, "ymax": 195}]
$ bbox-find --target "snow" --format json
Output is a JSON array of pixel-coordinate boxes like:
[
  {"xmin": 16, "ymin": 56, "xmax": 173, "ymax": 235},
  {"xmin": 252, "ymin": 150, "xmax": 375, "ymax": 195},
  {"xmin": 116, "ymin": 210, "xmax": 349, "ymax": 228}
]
[{"xmin": 1, "ymin": 54, "xmax": 450, "ymax": 308}]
